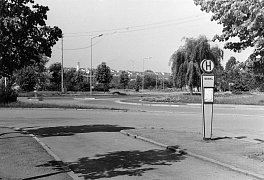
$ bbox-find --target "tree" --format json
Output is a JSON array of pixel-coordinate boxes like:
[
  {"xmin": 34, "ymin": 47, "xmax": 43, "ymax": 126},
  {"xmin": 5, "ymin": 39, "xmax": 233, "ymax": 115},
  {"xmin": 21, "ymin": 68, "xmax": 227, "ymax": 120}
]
[
  {"xmin": 193, "ymin": 0, "xmax": 264, "ymax": 57},
  {"xmin": 15, "ymin": 66, "xmax": 40, "ymax": 92},
  {"xmin": 0, "ymin": 0, "xmax": 62, "ymax": 102},
  {"xmin": 144, "ymin": 71, "xmax": 156, "ymax": 89},
  {"xmin": 14, "ymin": 55, "xmax": 49, "ymax": 91},
  {"xmin": 170, "ymin": 48, "xmax": 186, "ymax": 88},
  {"xmin": 95, "ymin": 62, "xmax": 113, "ymax": 92},
  {"xmin": 225, "ymin": 57, "xmax": 238, "ymax": 72},
  {"xmin": 135, "ymin": 75, "xmax": 142, "ymax": 92},
  {"xmin": 119, "ymin": 71, "xmax": 130, "ymax": 90},
  {"xmin": 170, "ymin": 36, "xmax": 223, "ymax": 94},
  {"xmin": 64, "ymin": 68, "xmax": 87, "ymax": 91},
  {"xmin": 48, "ymin": 62, "xmax": 62, "ymax": 91},
  {"xmin": 110, "ymin": 75, "xmax": 119, "ymax": 89}
]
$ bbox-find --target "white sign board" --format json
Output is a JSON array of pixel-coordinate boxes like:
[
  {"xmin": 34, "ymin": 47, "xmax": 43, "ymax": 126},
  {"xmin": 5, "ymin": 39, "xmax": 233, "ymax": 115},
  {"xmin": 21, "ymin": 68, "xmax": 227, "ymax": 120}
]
[
  {"xmin": 201, "ymin": 59, "xmax": 214, "ymax": 73},
  {"xmin": 202, "ymin": 75, "xmax": 214, "ymax": 87},
  {"xmin": 204, "ymin": 88, "xmax": 214, "ymax": 103}
]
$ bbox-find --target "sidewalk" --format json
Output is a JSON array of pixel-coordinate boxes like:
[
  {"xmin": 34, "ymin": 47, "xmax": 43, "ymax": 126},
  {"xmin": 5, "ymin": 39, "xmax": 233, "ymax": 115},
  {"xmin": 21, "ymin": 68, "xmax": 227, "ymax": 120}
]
[
  {"xmin": 0, "ymin": 127, "xmax": 73, "ymax": 180},
  {"xmin": 122, "ymin": 128, "xmax": 264, "ymax": 179}
]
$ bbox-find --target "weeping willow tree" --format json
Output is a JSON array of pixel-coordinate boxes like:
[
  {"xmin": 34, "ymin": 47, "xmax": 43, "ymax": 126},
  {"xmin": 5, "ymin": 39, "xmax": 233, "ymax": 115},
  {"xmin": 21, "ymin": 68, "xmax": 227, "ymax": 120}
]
[{"xmin": 169, "ymin": 35, "xmax": 223, "ymax": 94}]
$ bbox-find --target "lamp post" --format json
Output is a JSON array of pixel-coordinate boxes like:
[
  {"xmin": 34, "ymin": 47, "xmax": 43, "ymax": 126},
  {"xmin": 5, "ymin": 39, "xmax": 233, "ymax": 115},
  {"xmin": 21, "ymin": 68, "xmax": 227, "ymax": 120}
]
[
  {"xmin": 61, "ymin": 34, "xmax": 64, "ymax": 93},
  {"xmin": 142, "ymin": 57, "xmax": 152, "ymax": 91},
  {"xmin": 90, "ymin": 34, "xmax": 103, "ymax": 96}
]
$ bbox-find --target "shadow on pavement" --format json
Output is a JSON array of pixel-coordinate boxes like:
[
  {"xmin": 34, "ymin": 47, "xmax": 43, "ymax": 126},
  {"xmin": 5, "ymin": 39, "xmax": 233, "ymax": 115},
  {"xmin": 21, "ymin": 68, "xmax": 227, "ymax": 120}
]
[
  {"xmin": 22, "ymin": 171, "xmax": 70, "ymax": 180},
  {"xmin": 39, "ymin": 149, "xmax": 186, "ymax": 179},
  {"xmin": 26, "ymin": 124, "xmax": 134, "ymax": 137},
  {"xmin": 210, "ymin": 136, "xmax": 232, "ymax": 141}
]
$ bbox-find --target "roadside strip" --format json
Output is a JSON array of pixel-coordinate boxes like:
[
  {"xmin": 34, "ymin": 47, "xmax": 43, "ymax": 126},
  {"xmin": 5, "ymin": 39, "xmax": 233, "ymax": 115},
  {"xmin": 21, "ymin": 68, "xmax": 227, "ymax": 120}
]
[
  {"xmin": 117, "ymin": 99, "xmax": 264, "ymax": 110},
  {"xmin": 120, "ymin": 130, "xmax": 264, "ymax": 180},
  {"xmin": 0, "ymin": 126, "xmax": 80, "ymax": 180}
]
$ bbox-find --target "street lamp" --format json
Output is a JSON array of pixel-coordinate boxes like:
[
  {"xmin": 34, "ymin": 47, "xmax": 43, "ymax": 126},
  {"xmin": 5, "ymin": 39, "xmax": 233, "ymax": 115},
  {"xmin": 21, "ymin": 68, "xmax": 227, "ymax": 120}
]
[
  {"xmin": 61, "ymin": 34, "xmax": 64, "ymax": 93},
  {"xmin": 90, "ymin": 34, "xmax": 103, "ymax": 96},
  {"xmin": 142, "ymin": 57, "xmax": 152, "ymax": 91}
]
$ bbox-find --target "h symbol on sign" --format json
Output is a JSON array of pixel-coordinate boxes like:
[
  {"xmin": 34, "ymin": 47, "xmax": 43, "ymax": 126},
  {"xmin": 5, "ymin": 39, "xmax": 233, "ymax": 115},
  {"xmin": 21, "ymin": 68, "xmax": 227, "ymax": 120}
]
[{"xmin": 206, "ymin": 61, "xmax": 211, "ymax": 70}]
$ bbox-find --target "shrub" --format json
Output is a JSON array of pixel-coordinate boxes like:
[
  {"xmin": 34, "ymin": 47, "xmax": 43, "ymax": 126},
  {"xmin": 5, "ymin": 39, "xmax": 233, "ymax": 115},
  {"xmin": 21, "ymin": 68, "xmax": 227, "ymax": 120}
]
[{"xmin": 0, "ymin": 88, "xmax": 18, "ymax": 104}]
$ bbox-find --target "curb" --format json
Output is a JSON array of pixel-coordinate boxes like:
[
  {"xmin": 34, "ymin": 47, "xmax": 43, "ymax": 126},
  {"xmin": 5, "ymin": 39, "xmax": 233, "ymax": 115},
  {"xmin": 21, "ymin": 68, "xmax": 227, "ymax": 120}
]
[
  {"xmin": 116, "ymin": 100, "xmax": 180, "ymax": 107},
  {"xmin": 0, "ymin": 126, "xmax": 80, "ymax": 180},
  {"xmin": 117, "ymin": 99, "xmax": 264, "ymax": 110},
  {"xmin": 120, "ymin": 130, "xmax": 186, "ymax": 155},
  {"xmin": 120, "ymin": 130, "xmax": 264, "ymax": 180}
]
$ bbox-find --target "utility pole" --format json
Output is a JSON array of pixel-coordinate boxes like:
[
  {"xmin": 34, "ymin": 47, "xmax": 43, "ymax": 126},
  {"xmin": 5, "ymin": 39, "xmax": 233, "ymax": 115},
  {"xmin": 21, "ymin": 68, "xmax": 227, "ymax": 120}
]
[
  {"xmin": 142, "ymin": 57, "xmax": 152, "ymax": 91},
  {"xmin": 61, "ymin": 34, "xmax": 64, "ymax": 93},
  {"xmin": 90, "ymin": 34, "xmax": 103, "ymax": 96}
]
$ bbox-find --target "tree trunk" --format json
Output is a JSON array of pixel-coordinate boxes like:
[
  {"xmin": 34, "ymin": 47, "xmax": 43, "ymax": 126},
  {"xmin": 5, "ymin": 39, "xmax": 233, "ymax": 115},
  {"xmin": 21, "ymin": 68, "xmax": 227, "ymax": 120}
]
[{"xmin": 189, "ymin": 85, "xmax": 193, "ymax": 95}]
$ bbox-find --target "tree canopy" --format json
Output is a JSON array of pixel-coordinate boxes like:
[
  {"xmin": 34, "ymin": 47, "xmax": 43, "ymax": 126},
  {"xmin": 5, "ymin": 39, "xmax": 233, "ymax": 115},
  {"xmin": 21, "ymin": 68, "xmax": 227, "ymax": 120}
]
[
  {"xmin": 193, "ymin": 0, "xmax": 264, "ymax": 57},
  {"xmin": 119, "ymin": 71, "xmax": 130, "ymax": 90},
  {"xmin": 95, "ymin": 62, "xmax": 112, "ymax": 92},
  {"xmin": 170, "ymin": 36, "xmax": 223, "ymax": 93},
  {"xmin": 0, "ymin": 0, "xmax": 62, "ymax": 78}
]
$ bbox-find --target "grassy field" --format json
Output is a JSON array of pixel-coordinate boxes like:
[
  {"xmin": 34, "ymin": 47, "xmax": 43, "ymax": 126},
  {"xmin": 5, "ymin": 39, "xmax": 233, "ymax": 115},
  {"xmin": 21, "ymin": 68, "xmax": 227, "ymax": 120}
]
[
  {"xmin": 142, "ymin": 92, "xmax": 264, "ymax": 105},
  {"xmin": 2, "ymin": 90, "xmax": 264, "ymax": 108}
]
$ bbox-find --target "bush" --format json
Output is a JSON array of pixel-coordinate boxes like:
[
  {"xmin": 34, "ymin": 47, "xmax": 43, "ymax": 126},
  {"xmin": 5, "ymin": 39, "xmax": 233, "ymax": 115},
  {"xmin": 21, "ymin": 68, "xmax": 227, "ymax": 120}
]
[
  {"xmin": 259, "ymin": 84, "xmax": 264, "ymax": 92},
  {"xmin": 94, "ymin": 83, "xmax": 109, "ymax": 92},
  {"xmin": 0, "ymin": 88, "xmax": 18, "ymax": 104}
]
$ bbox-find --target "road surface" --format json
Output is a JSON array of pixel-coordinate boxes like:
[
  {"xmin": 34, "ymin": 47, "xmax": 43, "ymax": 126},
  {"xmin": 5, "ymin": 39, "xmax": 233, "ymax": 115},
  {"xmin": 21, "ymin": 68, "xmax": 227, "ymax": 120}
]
[{"xmin": 0, "ymin": 97, "xmax": 263, "ymax": 179}]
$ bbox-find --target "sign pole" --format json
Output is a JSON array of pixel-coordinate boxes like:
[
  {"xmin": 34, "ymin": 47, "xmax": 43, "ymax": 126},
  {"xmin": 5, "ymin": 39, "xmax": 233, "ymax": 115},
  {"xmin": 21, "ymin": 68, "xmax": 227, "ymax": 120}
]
[{"xmin": 200, "ymin": 59, "xmax": 215, "ymax": 140}]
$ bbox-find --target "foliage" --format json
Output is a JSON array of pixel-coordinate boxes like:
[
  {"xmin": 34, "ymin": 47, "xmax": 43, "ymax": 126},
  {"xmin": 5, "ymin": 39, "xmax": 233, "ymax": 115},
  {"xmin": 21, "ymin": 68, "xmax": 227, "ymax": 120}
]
[
  {"xmin": 222, "ymin": 57, "xmax": 257, "ymax": 92},
  {"xmin": 225, "ymin": 57, "xmax": 237, "ymax": 71},
  {"xmin": 119, "ymin": 71, "xmax": 130, "ymax": 90},
  {"xmin": 170, "ymin": 36, "xmax": 223, "ymax": 94},
  {"xmin": 0, "ymin": 79, "xmax": 17, "ymax": 104},
  {"xmin": 15, "ymin": 59, "xmax": 49, "ymax": 92},
  {"xmin": 0, "ymin": 0, "xmax": 62, "ymax": 78},
  {"xmin": 144, "ymin": 72, "xmax": 156, "ymax": 89},
  {"xmin": 64, "ymin": 68, "xmax": 88, "ymax": 91},
  {"xmin": 15, "ymin": 66, "xmax": 39, "ymax": 91},
  {"xmin": 193, "ymin": 0, "xmax": 264, "ymax": 57},
  {"xmin": 0, "ymin": 0, "xmax": 61, "ymax": 102},
  {"xmin": 48, "ymin": 62, "xmax": 62, "ymax": 91},
  {"xmin": 110, "ymin": 76, "xmax": 119, "ymax": 89},
  {"xmin": 95, "ymin": 62, "xmax": 113, "ymax": 92},
  {"xmin": 135, "ymin": 75, "xmax": 142, "ymax": 92}
]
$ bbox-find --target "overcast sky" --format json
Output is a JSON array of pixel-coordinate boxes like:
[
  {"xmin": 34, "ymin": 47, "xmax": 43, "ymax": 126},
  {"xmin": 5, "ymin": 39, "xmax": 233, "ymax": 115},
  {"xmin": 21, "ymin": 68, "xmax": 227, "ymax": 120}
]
[{"xmin": 36, "ymin": 0, "xmax": 253, "ymax": 73}]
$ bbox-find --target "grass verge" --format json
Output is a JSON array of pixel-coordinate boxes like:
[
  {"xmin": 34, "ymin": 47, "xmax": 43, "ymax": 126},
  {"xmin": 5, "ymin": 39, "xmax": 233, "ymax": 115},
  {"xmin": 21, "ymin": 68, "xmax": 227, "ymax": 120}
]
[
  {"xmin": 142, "ymin": 92, "xmax": 264, "ymax": 105},
  {"xmin": 0, "ymin": 101, "xmax": 127, "ymax": 111}
]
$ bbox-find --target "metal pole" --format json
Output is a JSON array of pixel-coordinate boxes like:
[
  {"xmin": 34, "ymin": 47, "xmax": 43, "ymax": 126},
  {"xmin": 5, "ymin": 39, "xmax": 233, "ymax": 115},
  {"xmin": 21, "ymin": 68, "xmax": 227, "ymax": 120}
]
[
  {"xmin": 90, "ymin": 34, "xmax": 103, "ymax": 96},
  {"xmin": 142, "ymin": 57, "xmax": 152, "ymax": 92},
  {"xmin": 142, "ymin": 59, "xmax": 144, "ymax": 91},
  {"xmin": 61, "ymin": 34, "xmax": 64, "ymax": 93},
  {"xmin": 90, "ymin": 37, "xmax": 93, "ymax": 96}
]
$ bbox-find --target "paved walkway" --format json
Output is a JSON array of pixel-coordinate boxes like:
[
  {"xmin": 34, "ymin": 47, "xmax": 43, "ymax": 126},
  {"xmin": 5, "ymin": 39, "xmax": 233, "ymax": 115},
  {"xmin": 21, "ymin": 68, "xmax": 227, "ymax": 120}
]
[
  {"xmin": 122, "ymin": 128, "xmax": 264, "ymax": 180},
  {"xmin": 0, "ymin": 127, "xmax": 73, "ymax": 180}
]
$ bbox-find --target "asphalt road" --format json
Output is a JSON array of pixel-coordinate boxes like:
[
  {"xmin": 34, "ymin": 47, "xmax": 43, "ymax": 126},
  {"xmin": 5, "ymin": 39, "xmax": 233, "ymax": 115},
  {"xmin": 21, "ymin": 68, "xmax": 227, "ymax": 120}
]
[
  {"xmin": 18, "ymin": 96, "xmax": 264, "ymax": 141},
  {"xmin": 0, "ymin": 97, "xmax": 263, "ymax": 179}
]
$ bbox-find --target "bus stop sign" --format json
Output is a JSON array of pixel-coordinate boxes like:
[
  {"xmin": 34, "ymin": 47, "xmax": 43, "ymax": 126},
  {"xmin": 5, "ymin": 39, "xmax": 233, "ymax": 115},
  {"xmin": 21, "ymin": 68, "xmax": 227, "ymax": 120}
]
[{"xmin": 201, "ymin": 59, "xmax": 214, "ymax": 73}]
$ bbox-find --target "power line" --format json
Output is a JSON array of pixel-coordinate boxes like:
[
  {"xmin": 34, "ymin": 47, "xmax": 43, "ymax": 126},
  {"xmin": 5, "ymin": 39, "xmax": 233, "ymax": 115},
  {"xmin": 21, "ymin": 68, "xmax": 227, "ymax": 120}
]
[
  {"xmin": 60, "ymin": 15, "xmax": 208, "ymax": 51},
  {"xmin": 63, "ymin": 15, "xmax": 207, "ymax": 38},
  {"xmin": 62, "ymin": 39, "xmax": 103, "ymax": 51}
]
